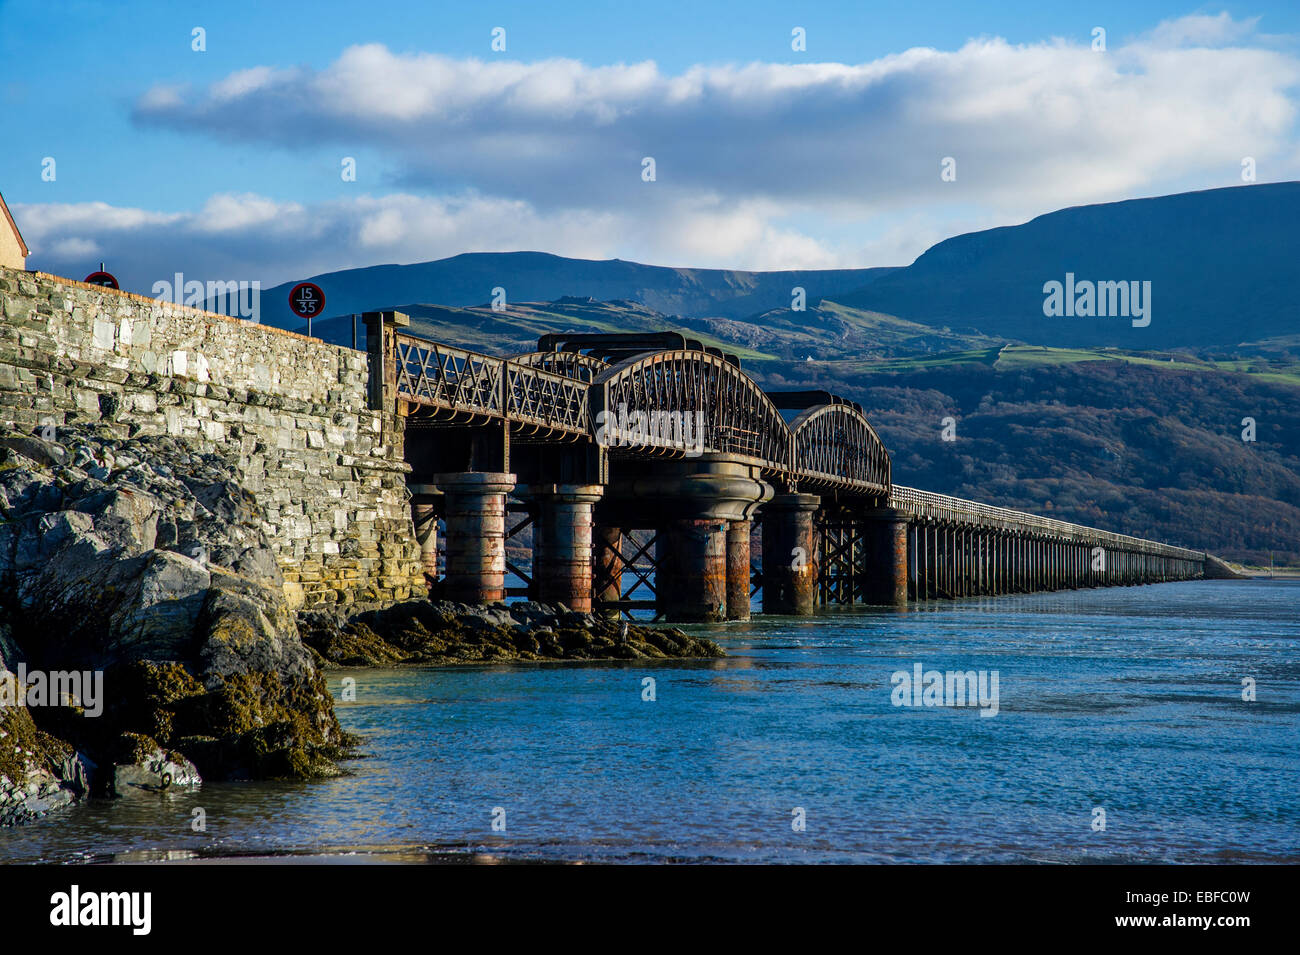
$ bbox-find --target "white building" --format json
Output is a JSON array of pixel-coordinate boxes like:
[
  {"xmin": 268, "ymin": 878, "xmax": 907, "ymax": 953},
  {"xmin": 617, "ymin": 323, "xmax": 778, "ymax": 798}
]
[{"xmin": 0, "ymin": 191, "xmax": 30, "ymax": 270}]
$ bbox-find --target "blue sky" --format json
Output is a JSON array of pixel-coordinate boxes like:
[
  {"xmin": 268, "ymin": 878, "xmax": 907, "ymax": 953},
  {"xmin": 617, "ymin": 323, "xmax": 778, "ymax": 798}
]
[{"xmin": 2, "ymin": 0, "xmax": 1298, "ymax": 292}]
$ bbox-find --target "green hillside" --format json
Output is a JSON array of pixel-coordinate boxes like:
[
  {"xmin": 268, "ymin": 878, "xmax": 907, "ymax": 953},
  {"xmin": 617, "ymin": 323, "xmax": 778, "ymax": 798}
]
[{"xmin": 746, "ymin": 351, "xmax": 1300, "ymax": 566}]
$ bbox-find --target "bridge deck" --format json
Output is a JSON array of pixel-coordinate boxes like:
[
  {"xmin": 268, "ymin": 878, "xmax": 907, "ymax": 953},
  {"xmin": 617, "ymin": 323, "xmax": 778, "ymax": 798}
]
[{"xmin": 890, "ymin": 485, "xmax": 1205, "ymax": 560}]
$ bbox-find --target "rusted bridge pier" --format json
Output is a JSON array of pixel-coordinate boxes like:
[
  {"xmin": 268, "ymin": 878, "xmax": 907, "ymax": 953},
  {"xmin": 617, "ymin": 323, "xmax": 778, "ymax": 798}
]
[{"xmin": 364, "ymin": 312, "xmax": 1208, "ymax": 622}]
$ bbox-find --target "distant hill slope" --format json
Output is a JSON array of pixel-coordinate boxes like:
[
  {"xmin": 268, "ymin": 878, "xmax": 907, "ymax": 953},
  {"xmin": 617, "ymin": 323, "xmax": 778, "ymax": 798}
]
[
  {"xmin": 838, "ymin": 182, "xmax": 1300, "ymax": 350},
  {"xmin": 255, "ymin": 251, "xmax": 891, "ymax": 330},
  {"xmin": 256, "ymin": 183, "xmax": 1299, "ymax": 354},
  {"xmin": 745, "ymin": 350, "xmax": 1300, "ymax": 565},
  {"xmin": 304, "ymin": 297, "xmax": 772, "ymax": 362},
  {"xmin": 297, "ymin": 296, "xmax": 1001, "ymax": 361}
]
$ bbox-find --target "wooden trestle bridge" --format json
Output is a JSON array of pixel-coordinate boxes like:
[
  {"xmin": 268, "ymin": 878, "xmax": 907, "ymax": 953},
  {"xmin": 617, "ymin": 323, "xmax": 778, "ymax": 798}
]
[{"xmin": 364, "ymin": 312, "xmax": 1209, "ymax": 622}]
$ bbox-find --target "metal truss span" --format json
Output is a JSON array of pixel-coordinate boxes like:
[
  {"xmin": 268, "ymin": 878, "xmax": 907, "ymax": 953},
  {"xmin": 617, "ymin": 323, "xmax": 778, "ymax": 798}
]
[
  {"xmin": 591, "ymin": 349, "xmax": 791, "ymax": 467},
  {"xmin": 392, "ymin": 328, "xmax": 889, "ymax": 495},
  {"xmin": 788, "ymin": 402, "xmax": 890, "ymax": 494}
]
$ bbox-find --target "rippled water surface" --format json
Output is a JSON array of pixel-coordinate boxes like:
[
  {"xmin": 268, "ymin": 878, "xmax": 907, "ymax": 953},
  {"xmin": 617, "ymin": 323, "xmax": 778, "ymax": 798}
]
[{"xmin": 3, "ymin": 580, "xmax": 1297, "ymax": 864}]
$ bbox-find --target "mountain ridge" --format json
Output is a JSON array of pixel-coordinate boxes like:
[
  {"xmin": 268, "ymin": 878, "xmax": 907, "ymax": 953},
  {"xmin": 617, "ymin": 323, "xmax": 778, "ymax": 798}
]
[
  {"xmin": 255, "ymin": 250, "xmax": 893, "ymax": 330},
  {"xmin": 837, "ymin": 181, "xmax": 1299, "ymax": 349}
]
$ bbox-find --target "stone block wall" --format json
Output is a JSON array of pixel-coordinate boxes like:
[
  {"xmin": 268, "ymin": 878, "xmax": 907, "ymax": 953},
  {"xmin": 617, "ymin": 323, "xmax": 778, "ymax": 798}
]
[{"xmin": 0, "ymin": 267, "xmax": 423, "ymax": 609}]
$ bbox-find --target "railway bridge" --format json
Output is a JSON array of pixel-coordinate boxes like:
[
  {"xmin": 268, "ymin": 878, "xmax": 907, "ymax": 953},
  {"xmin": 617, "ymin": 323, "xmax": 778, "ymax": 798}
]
[{"xmin": 365, "ymin": 311, "xmax": 1208, "ymax": 622}]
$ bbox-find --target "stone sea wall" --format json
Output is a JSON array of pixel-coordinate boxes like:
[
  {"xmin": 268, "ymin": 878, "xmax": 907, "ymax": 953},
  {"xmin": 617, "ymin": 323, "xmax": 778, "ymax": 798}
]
[{"xmin": 0, "ymin": 267, "xmax": 422, "ymax": 609}]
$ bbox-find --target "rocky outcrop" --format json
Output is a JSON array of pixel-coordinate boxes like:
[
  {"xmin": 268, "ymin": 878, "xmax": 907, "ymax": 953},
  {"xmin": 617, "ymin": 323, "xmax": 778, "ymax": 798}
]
[
  {"xmin": 299, "ymin": 600, "xmax": 725, "ymax": 667},
  {"xmin": 0, "ymin": 423, "xmax": 349, "ymax": 823},
  {"xmin": 0, "ymin": 421, "xmax": 725, "ymax": 825}
]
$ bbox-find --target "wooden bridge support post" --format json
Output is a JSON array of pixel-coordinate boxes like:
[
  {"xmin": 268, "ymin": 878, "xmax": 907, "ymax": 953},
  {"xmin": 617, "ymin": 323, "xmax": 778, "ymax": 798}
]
[
  {"xmin": 980, "ymin": 531, "xmax": 989, "ymax": 595},
  {"xmin": 862, "ymin": 508, "xmax": 909, "ymax": 608},
  {"xmin": 977, "ymin": 535, "xmax": 987, "ymax": 595},
  {"xmin": 525, "ymin": 484, "xmax": 604, "ymax": 613},
  {"xmin": 966, "ymin": 528, "xmax": 975, "ymax": 596},
  {"xmin": 1005, "ymin": 533, "xmax": 1012, "ymax": 594},
  {"xmin": 1015, "ymin": 534, "xmax": 1023, "ymax": 593},
  {"xmin": 944, "ymin": 525, "xmax": 954, "ymax": 597},
  {"xmin": 726, "ymin": 520, "xmax": 753, "ymax": 621},
  {"xmin": 961, "ymin": 527, "xmax": 971, "ymax": 597},
  {"xmin": 1021, "ymin": 536, "xmax": 1028, "ymax": 591},
  {"xmin": 953, "ymin": 527, "xmax": 962, "ymax": 596},
  {"xmin": 999, "ymin": 533, "xmax": 1006, "ymax": 594},
  {"xmin": 433, "ymin": 471, "xmax": 516, "ymax": 604},
  {"xmin": 922, "ymin": 524, "xmax": 932, "ymax": 600},
  {"xmin": 995, "ymin": 533, "xmax": 1002, "ymax": 594},
  {"xmin": 926, "ymin": 524, "xmax": 936, "ymax": 599},
  {"xmin": 761, "ymin": 494, "xmax": 820, "ymax": 615},
  {"xmin": 1011, "ymin": 534, "xmax": 1019, "ymax": 593},
  {"xmin": 1004, "ymin": 533, "xmax": 1013, "ymax": 594}
]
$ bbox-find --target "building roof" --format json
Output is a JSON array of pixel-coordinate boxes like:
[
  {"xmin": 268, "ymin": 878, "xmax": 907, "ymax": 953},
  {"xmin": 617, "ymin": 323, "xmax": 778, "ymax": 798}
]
[{"xmin": 0, "ymin": 190, "xmax": 30, "ymax": 257}]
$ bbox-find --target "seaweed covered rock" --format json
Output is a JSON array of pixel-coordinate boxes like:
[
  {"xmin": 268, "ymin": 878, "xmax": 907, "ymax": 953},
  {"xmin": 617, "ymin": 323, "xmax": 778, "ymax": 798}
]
[
  {"xmin": 0, "ymin": 423, "xmax": 349, "ymax": 819},
  {"xmin": 1, "ymin": 619, "xmax": 93, "ymax": 825},
  {"xmin": 300, "ymin": 599, "xmax": 726, "ymax": 667}
]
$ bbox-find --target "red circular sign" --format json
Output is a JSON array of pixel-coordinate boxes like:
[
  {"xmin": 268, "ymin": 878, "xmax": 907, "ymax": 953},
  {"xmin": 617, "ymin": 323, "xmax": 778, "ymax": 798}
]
[
  {"xmin": 288, "ymin": 282, "xmax": 325, "ymax": 319},
  {"xmin": 83, "ymin": 270, "xmax": 119, "ymax": 289}
]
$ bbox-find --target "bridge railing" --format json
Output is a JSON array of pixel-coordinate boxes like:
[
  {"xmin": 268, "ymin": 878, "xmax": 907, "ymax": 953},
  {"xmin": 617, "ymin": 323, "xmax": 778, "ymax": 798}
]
[
  {"xmin": 394, "ymin": 333, "xmax": 590, "ymax": 438},
  {"xmin": 503, "ymin": 361, "xmax": 590, "ymax": 436},
  {"xmin": 889, "ymin": 485, "xmax": 1204, "ymax": 559},
  {"xmin": 511, "ymin": 350, "xmax": 610, "ymax": 382}
]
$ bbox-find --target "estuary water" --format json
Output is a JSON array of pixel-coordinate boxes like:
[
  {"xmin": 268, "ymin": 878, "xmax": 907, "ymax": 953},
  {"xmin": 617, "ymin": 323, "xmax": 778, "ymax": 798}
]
[{"xmin": 2, "ymin": 580, "xmax": 1296, "ymax": 864}]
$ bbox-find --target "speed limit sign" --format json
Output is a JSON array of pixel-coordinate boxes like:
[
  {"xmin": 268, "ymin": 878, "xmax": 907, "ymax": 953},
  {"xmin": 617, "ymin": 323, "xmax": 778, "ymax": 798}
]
[{"xmin": 288, "ymin": 282, "xmax": 325, "ymax": 319}]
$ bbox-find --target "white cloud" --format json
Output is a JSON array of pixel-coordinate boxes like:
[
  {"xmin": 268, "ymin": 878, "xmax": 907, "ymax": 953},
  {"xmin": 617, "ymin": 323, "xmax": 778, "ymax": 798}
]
[
  {"xmin": 1146, "ymin": 12, "xmax": 1263, "ymax": 48},
  {"xmin": 47, "ymin": 237, "xmax": 100, "ymax": 259},
  {"xmin": 132, "ymin": 16, "xmax": 1300, "ymax": 218},
  {"xmin": 19, "ymin": 13, "xmax": 1298, "ymax": 286},
  {"xmin": 13, "ymin": 191, "xmax": 856, "ymax": 292}
]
